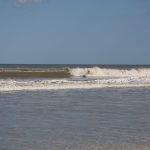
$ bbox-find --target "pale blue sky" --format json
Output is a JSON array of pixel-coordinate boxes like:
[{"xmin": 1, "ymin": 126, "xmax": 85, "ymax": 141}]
[{"xmin": 0, "ymin": 0, "xmax": 150, "ymax": 64}]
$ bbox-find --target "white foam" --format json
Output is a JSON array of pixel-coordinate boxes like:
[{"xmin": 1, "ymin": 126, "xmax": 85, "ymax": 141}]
[
  {"xmin": 0, "ymin": 77, "xmax": 150, "ymax": 91},
  {"xmin": 70, "ymin": 67, "xmax": 150, "ymax": 77}
]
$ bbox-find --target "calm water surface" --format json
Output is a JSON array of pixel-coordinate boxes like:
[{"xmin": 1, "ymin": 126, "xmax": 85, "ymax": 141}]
[{"xmin": 0, "ymin": 88, "xmax": 150, "ymax": 150}]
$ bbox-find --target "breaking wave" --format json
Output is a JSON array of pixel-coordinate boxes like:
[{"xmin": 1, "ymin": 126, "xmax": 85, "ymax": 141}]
[
  {"xmin": 70, "ymin": 67, "xmax": 150, "ymax": 77},
  {"xmin": 0, "ymin": 66, "xmax": 150, "ymax": 91},
  {"xmin": 0, "ymin": 67, "xmax": 150, "ymax": 78}
]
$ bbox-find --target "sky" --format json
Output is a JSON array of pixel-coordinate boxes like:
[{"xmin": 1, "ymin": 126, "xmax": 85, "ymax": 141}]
[{"xmin": 0, "ymin": 0, "xmax": 150, "ymax": 64}]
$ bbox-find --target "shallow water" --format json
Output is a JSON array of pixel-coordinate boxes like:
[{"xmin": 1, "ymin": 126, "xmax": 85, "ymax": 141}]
[{"xmin": 0, "ymin": 88, "xmax": 150, "ymax": 150}]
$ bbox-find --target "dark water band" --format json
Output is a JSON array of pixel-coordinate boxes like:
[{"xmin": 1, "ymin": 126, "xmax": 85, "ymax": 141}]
[{"xmin": 0, "ymin": 70, "xmax": 71, "ymax": 78}]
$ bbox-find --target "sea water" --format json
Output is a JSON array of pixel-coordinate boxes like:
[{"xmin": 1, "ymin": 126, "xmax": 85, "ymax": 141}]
[{"xmin": 0, "ymin": 65, "xmax": 150, "ymax": 150}]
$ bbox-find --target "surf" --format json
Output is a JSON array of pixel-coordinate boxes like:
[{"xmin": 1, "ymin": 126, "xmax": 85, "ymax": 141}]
[
  {"xmin": 69, "ymin": 67, "xmax": 150, "ymax": 77},
  {"xmin": 0, "ymin": 77, "xmax": 150, "ymax": 91},
  {"xmin": 0, "ymin": 65, "xmax": 150, "ymax": 91}
]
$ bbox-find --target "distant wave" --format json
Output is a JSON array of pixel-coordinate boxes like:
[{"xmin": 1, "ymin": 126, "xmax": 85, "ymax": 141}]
[{"xmin": 0, "ymin": 67, "xmax": 150, "ymax": 78}]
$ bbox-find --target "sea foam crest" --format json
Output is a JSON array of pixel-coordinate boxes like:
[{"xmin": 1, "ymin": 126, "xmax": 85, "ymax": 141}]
[{"xmin": 69, "ymin": 67, "xmax": 150, "ymax": 77}]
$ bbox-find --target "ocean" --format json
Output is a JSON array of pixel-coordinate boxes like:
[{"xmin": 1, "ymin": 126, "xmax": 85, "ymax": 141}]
[{"xmin": 0, "ymin": 64, "xmax": 150, "ymax": 150}]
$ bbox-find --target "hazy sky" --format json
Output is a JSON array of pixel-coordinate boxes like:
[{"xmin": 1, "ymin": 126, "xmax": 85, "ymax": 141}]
[{"xmin": 0, "ymin": 0, "xmax": 150, "ymax": 64}]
